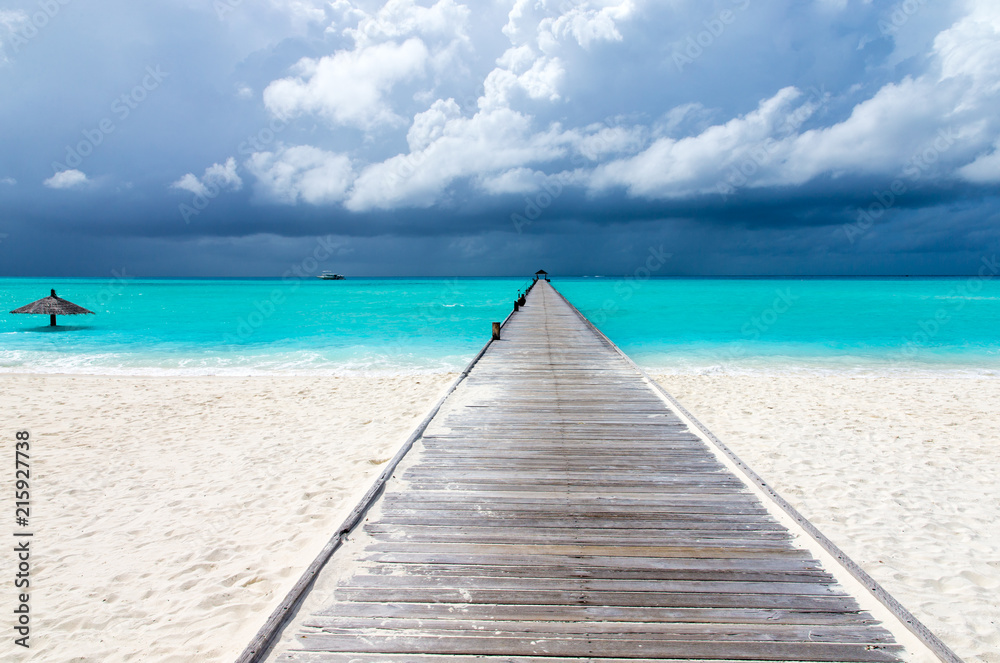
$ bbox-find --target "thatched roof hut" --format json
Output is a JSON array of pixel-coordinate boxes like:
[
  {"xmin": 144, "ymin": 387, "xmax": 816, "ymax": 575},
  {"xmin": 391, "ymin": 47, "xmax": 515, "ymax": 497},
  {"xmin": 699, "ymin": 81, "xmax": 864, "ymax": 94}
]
[{"xmin": 10, "ymin": 289, "xmax": 95, "ymax": 326}]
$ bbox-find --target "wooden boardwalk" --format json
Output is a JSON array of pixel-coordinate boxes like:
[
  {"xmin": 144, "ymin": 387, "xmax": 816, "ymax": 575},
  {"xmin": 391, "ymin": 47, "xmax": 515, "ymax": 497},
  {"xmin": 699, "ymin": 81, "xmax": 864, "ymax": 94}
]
[{"xmin": 267, "ymin": 280, "xmax": 947, "ymax": 663}]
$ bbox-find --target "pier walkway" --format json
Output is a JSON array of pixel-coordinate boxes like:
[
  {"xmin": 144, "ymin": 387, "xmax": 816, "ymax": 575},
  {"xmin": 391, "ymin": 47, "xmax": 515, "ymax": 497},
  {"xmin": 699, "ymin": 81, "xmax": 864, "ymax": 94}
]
[{"xmin": 264, "ymin": 280, "xmax": 949, "ymax": 663}]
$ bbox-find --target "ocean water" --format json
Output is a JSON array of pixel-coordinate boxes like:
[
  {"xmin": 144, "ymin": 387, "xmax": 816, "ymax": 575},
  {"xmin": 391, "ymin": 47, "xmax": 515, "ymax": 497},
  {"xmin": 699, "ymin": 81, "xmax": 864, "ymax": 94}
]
[
  {"xmin": 1, "ymin": 276, "xmax": 999, "ymax": 376},
  {"xmin": 558, "ymin": 276, "xmax": 1000, "ymax": 376}
]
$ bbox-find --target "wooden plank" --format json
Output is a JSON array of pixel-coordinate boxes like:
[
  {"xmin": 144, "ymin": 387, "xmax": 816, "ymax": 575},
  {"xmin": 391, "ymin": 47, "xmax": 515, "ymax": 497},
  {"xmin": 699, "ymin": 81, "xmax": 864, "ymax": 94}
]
[
  {"xmin": 361, "ymin": 542, "xmax": 814, "ymax": 559},
  {"xmin": 362, "ymin": 521, "xmax": 792, "ymax": 535},
  {"xmin": 304, "ymin": 621, "xmax": 896, "ymax": 643},
  {"xmin": 380, "ymin": 492, "xmax": 768, "ymax": 505},
  {"xmin": 377, "ymin": 507, "xmax": 776, "ymax": 520},
  {"xmin": 331, "ymin": 587, "xmax": 866, "ymax": 611},
  {"xmin": 372, "ymin": 516, "xmax": 787, "ymax": 530},
  {"xmin": 312, "ymin": 601, "xmax": 881, "ymax": 626},
  {"xmin": 300, "ymin": 617, "xmax": 892, "ymax": 641},
  {"xmin": 364, "ymin": 535, "xmax": 795, "ymax": 548},
  {"xmin": 354, "ymin": 563, "xmax": 835, "ymax": 583},
  {"xmin": 359, "ymin": 552, "xmax": 828, "ymax": 573},
  {"xmin": 278, "ymin": 655, "xmax": 860, "ymax": 663},
  {"xmin": 293, "ymin": 633, "xmax": 903, "ymax": 661},
  {"xmin": 401, "ymin": 483, "xmax": 751, "ymax": 494},
  {"xmin": 339, "ymin": 575, "xmax": 844, "ymax": 596}
]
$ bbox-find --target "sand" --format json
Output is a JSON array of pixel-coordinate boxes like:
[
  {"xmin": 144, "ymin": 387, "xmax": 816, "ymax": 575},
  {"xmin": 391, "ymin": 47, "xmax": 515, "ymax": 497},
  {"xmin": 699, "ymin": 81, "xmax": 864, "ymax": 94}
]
[
  {"xmin": 654, "ymin": 374, "xmax": 1000, "ymax": 663},
  {"xmin": 0, "ymin": 373, "xmax": 456, "ymax": 662},
  {"xmin": 1, "ymin": 372, "xmax": 997, "ymax": 662}
]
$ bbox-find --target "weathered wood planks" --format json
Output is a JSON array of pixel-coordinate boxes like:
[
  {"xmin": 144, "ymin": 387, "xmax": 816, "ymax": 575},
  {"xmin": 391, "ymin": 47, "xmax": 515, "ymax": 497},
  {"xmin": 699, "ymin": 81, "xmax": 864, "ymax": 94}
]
[{"xmin": 263, "ymin": 279, "xmax": 952, "ymax": 663}]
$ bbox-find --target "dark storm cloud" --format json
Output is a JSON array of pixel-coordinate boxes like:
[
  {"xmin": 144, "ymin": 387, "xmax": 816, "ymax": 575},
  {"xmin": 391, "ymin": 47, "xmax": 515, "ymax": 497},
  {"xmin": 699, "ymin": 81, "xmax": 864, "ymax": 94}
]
[{"xmin": 1, "ymin": 0, "xmax": 999, "ymax": 276}]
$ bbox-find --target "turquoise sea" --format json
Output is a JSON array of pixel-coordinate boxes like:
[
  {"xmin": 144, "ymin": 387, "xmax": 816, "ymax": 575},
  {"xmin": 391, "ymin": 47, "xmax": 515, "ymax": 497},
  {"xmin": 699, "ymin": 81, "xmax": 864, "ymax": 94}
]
[{"xmin": 2, "ymin": 276, "xmax": 999, "ymax": 376}]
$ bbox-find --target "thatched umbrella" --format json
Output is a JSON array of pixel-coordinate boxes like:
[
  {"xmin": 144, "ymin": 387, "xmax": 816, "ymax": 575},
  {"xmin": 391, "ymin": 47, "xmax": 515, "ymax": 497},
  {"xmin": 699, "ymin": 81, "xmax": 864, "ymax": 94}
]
[{"xmin": 10, "ymin": 289, "xmax": 95, "ymax": 326}]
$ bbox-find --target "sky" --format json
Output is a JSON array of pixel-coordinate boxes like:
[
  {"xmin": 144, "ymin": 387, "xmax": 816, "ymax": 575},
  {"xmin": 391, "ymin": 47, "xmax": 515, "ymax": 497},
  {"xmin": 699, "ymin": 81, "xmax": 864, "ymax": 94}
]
[{"xmin": 1, "ymin": 0, "xmax": 999, "ymax": 276}]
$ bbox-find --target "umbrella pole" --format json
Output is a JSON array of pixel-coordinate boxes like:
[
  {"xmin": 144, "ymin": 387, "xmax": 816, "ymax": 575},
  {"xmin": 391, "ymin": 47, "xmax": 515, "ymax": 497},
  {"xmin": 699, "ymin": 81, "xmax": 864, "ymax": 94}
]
[{"xmin": 50, "ymin": 314, "xmax": 56, "ymax": 327}]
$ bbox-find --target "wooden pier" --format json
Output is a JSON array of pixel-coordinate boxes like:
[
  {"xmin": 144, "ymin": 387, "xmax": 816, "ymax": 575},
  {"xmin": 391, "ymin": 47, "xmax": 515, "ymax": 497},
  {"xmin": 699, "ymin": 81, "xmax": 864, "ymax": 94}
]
[{"xmin": 255, "ymin": 279, "xmax": 955, "ymax": 663}]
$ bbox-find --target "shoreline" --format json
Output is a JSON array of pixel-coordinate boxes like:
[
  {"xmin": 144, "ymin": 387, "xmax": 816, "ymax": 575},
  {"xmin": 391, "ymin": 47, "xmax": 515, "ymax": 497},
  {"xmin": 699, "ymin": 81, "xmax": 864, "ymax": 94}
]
[
  {"xmin": 2, "ymin": 360, "xmax": 1000, "ymax": 379},
  {"xmin": 1, "ymin": 372, "xmax": 997, "ymax": 662}
]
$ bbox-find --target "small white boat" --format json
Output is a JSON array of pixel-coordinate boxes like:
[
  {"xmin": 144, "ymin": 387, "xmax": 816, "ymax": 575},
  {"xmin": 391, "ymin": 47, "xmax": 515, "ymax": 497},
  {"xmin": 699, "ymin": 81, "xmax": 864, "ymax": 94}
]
[{"xmin": 317, "ymin": 271, "xmax": 345, "ymax": 280}]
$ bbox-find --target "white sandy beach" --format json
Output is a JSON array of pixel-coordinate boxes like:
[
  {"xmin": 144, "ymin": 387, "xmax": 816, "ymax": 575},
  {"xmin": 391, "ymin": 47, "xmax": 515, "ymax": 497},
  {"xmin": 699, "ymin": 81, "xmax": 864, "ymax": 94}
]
[
  {"xmin": 0, "ymin": 374, "xmax": 457, "ymax": 663},
  {"xmin": 654, "ymin": 374, "xmax": 1000, "ymax": 663},
  {"xmin": 1, "ymin": 372, "xmax": 998, "ymax": 662}
]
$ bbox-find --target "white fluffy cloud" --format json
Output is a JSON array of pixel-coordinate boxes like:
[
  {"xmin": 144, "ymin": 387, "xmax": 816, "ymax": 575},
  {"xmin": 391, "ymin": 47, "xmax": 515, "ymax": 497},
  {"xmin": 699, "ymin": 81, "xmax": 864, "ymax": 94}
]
[
  {"xmin": 477, "ymin": 167, "xmax": 554, "ymax": 195},
  {"xmin": 344, "ymin": 0, "xmax": 470, "ymax": 48},
  {"xmin": 773, "ymin": 0, "xmax": 1000, "ymax": 184},
  {"xmin": 479, "ymin": 47, "xmax": 565, "ymax": 110},
  {"xmin": 538, "ymin": 0, "xmax": 635, "ymax": 51},
  {"xmin": 785, "ymin": 1, "xmax": 1000, "ymax": 182},
  {"xmin": 934, "ymin": 0, "xmax": 1000, "ymax": 96},
  {"xmin": 252, "ymin": 1, "xmax": 646, "ymax": 209},
  {"xmin": 264, "ymin": 38, "xmax": 429, "ymax": 130},
  {"xmin": 263, "ymin": 0, "xmax": 470, "ymax": 130},
  {"xmin": 0, "ymin": 9, "xmax": 27, "ymax": 29},
  {"xmin": 171, "ymin": 158, "xmax": 243, "ymax": 198},
  {"xmin": 246, "ymin": 145, "xmax": 353, "ymax": 205},
  {"xmin": 230, "ymin": 0, "xmax": 1000, "ymax": 211},
  {"xmin": 484, "ymin": 1, "xmax": 635, "ymax": 110},
  {"xmin": 266, "ymin": 0, "xmax": 327, "ymax": 25},
  {"xmin": 503, "ymin": 0, "xmax": 634, "ymax": 50},
  {"xmin": 406, "ymin": 97, "xmax": 462, "ymax": 152},
  {"xmin": 960, "ymin": 140, "xmax": 1000, "ymax": 183},
  {"xmin": 590, "ymin": 87, "xmax": 810, "ymax": 196},
  {"xmin": 43, "ymin": 169, "xmax": 89, "ymax": 190},
  {"xmin": 586, "ymin": 0, "xmax": 1000, "ymax": 199},
  {"xmin": 571, "ymin": 123, "xmax": 648, "ymax": 161},
  {"xmin": 0, "ymin": 9, "xmax": 28, "ymax": 65},
  {"xmin": 347, "ymin": 105, "xmax": 569, "ymax": 210}
]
